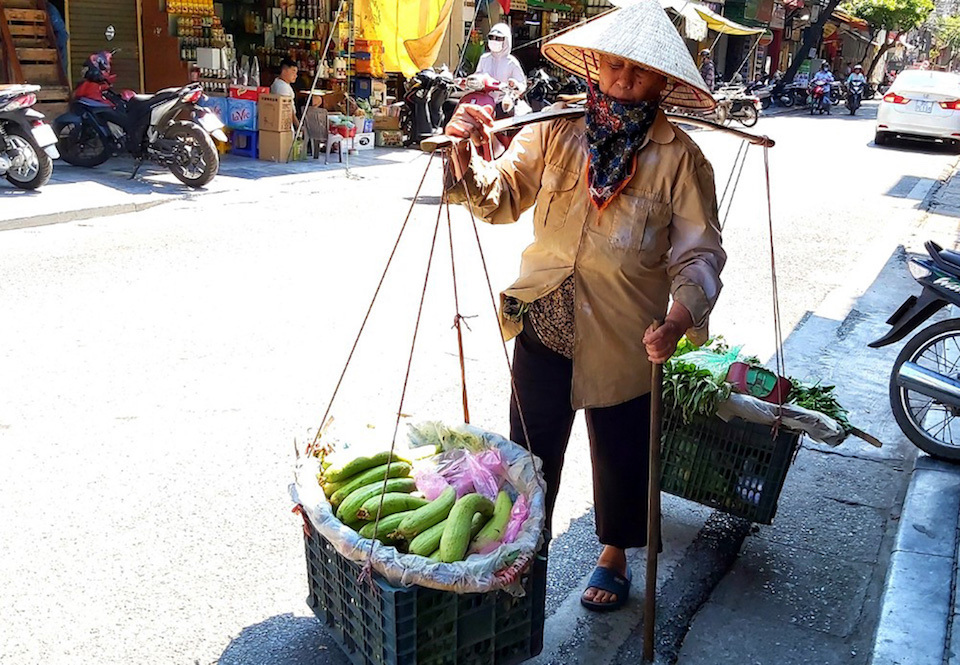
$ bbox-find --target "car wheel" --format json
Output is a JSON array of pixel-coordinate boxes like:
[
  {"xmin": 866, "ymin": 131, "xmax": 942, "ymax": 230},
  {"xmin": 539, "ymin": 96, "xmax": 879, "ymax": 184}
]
[{"xmin": 875, "ymin": 131, "xmax": 888, "ymax": 146}]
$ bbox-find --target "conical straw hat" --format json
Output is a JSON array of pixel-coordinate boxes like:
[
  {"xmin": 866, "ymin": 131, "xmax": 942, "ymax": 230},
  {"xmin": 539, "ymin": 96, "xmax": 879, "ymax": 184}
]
[{"xmin": 542, "ymin": 0, "xmax": 715, "ymax": 111}]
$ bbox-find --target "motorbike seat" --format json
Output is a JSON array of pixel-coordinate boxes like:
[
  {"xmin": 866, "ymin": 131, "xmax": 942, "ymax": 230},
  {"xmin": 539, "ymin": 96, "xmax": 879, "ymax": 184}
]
[
  {"xmin": 77, "ymin": 97, "xmax": 113, "ymax": 108},
  {"xmin": 125, "ymin": 89, "xmax": 180, "ymax": 115},
  {"xmin": 925, "ymin": 241, "xmax": 960, "ymax": 276}
]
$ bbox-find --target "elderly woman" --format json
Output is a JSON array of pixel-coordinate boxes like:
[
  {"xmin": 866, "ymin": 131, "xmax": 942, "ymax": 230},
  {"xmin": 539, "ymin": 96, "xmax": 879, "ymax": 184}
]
[{"xmin": 444, "ymin": 0, "xmax": 725, "ymax": 611}]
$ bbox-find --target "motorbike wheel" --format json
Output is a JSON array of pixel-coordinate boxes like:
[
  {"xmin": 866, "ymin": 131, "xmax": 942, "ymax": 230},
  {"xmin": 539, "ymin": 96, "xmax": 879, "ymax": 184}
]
[
  {"xmin": 737, "ymin": 104, "xmax": 759, "ymax": 127},
  {"xmin": 780, "ymin": 93, "xmax": 794, "ymax": 108},
  {"xmin": 3, "ymin": 124, "xmax": 52, "ymax": 190},
  {"xmin": 761, "ymin": 96, "xmax": 771, "ymax": 110},
  {"xmin": 889, "ymin": 319, "xmax": 960, "ymax": 462},
  {"xmin": 57, "ymin": 121, "xmax": 110, "ymax": 167},
  {"xmin": 164, "ymin": 121, "xmax": 218, "ymax": 188}
]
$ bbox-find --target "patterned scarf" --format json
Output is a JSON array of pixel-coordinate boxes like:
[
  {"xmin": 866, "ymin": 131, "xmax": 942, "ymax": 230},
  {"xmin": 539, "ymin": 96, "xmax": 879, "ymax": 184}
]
[{"xmin": 584, "ymin": 88, "xmax": 658, "ymax": 210}]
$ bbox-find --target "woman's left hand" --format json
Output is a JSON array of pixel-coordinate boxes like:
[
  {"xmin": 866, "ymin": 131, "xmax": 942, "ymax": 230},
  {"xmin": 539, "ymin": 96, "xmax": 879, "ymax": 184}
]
[{"xmin": 643, "ymin": 320, "xmax": 685, "ymax": 364}]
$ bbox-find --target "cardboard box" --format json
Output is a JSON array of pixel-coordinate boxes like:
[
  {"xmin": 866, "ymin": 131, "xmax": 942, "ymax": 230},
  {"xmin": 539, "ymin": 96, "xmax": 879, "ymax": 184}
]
[
  {"xmin": 229, "ymin": 85, "xmax": 269, "ymax": 101},
  {"xmin": 259, "ymin": 130, "xmax": 294, "ymax": 163},
  {"xmin": 355, "ymin": 132, "xmax": 375, "ymax": 150},
  {"xmin": 375, "ymin": 129, "xmax": 403, "ymax": 147},
  {"xmin": 373, "ymin": 114, "xmax": 401, "ymax": 131},
  {"xmin": 227, "ymin": 97, "xmax": 258, "ymax": 131},
  {"xmin": 259, "ymin": 93, "xmax": 294, "ymax": 132},
  {"xmin": 201, "ymin": 94, "xmax": 228, "ymax": 122},
  {"xmin": 197, "ymin": 47, "xmax": 222, "ymax": 70}
]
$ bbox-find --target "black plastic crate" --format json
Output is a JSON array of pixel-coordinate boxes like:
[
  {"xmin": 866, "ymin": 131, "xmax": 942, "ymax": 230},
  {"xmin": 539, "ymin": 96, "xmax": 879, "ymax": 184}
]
[
  {"xmin": 304, "ymin": 523, "xmax": 546, "ymax": 665},
  {"xmin": 660, "ymin": 407, "xmax": 801, "ymax": 524}
]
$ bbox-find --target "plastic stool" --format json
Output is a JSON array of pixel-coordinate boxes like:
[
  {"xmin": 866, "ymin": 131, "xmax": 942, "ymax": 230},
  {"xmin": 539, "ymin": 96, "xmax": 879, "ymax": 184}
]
[{"xmin": 230, "ymin": 129, "xmax": 258, "ymax": 158}]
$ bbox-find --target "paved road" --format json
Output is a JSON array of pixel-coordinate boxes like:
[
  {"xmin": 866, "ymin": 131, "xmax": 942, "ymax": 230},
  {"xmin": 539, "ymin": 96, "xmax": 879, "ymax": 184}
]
[{"xmin": 1, "ymin": 101, "xmax": 957, "ymax": 664}]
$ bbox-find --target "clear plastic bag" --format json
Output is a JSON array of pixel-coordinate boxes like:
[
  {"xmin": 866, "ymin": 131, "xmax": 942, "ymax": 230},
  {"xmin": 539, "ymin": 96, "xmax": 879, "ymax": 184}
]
[
  {"xmin": 678, "ymin": 346, "xmax": 742, "ymax": 380},
  {"xmin": 715, "ymin": 393, "xmax": 846, "ymax": 446}
]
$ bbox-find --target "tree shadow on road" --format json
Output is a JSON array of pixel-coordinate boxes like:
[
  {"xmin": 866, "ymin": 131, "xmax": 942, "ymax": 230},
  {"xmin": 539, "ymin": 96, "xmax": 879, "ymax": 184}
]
[{"xmin": 217, "ymin": 613, "xmax": 344, "ymax": 665}]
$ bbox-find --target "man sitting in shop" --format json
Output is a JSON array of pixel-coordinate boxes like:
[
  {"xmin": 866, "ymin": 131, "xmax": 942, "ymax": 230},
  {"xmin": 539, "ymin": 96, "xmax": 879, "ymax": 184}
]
[{"xmin": 271, "ymin": 58, "xmax": 300, "ymax": 130}]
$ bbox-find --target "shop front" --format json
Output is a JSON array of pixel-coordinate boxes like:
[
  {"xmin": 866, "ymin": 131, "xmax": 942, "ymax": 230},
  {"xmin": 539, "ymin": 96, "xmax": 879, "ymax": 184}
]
[{"xmin": 65, "ymin": 0, "xmax": 144, "ymax": 92}]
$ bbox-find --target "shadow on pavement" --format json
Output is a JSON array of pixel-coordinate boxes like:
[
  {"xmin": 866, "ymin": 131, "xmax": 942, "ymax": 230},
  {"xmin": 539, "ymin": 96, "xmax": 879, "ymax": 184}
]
[
  {"xmin": 872, "ymin": 138, "xmax": 960, "ymax": 156},
  {"xmin": 218, "ymin": 613, "xmax": 343, "ymax": 665}
]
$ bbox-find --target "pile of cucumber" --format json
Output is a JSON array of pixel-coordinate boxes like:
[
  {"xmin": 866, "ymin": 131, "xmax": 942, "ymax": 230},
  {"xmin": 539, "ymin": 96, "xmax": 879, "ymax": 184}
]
[{"xmin": 319, "ymin": 450, "xmax": 516, "ymax": 563}]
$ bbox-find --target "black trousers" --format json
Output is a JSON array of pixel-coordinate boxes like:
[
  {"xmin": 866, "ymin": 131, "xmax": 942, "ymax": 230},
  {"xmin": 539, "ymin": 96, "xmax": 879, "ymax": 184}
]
[{"xmin": 509, "ymin": 318, "xmax": 652, "ymax": 549}]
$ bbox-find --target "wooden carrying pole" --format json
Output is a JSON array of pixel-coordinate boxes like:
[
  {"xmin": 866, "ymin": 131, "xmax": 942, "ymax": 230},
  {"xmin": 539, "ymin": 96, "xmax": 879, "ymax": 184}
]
[{"xmin": 644, "ymin": 321, "xmax": 665, "ymax": 663}]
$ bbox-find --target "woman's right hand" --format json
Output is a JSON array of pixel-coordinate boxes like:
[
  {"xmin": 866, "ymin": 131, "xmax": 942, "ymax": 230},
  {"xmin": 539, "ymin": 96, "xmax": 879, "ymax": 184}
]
[{"xmin": 445, "ymin": 103, "xmax": 495, "ymax": 147}]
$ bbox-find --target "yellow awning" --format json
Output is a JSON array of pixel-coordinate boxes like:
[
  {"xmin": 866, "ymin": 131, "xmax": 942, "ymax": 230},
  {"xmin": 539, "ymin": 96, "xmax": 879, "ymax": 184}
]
[{"xmin": 692, "ymin": 4, "xmax": 765, "ymax": 35}]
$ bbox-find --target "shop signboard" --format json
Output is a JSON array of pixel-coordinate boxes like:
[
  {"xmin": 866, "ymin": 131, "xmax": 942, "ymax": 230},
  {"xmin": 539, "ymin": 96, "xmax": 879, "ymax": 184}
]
[
  {"xmin": 770, "ymin": 2, "xmax": 785, "ymax": 29},
  {"xmin": 744, "ymin": 0, "xmax": 774, "ymax": 23}
]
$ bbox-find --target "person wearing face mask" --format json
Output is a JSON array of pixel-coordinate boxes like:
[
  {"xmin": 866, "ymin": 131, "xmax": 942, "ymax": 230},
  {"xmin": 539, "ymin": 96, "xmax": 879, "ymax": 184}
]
[
  {"xmin": 444, "ymin": 1, "xmax": 724, "ymax": 612},
  {"xmin": 475, "ymin": 23, "xmax": 527, "ymax": 93}
]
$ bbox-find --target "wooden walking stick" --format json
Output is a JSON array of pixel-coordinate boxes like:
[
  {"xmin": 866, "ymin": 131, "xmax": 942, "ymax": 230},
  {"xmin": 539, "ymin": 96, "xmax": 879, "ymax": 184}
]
[{"xmin": 644, "ymin": 320, "xmax": 665, "ymax": 663}]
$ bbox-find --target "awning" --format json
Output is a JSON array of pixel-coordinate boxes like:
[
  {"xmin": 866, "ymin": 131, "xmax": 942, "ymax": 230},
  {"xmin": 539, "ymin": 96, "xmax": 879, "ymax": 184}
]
[
  {"xmin": 659, "ymin": 0, "xmax": 708, "ymax": 41},
  {"xmin": 527, "ymin": 0, "xmax": 573, "ymax": 10},
  {"xmin": 831, "ymin": 9, "xmax": 869, "ymax": 31},
  {"xmin": 692, "ymin": 3, "xmax": 765, "ymax": 35}
]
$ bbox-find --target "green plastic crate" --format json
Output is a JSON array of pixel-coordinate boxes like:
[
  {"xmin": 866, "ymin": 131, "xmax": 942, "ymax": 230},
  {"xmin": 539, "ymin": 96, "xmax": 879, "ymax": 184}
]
[
  {"xmin": 660, "ymin": 407, "xmax": 801, "ymax": 524},
  {"xmin": 304, "ymin": 523, "xmax": 546, "ymax": 665}
]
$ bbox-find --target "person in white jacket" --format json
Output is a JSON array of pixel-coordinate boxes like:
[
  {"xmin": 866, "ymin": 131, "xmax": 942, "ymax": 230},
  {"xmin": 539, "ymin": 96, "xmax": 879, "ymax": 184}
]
[{"xmin": 475, "ymin": 23, "xmax": 527, "ymax": 94}]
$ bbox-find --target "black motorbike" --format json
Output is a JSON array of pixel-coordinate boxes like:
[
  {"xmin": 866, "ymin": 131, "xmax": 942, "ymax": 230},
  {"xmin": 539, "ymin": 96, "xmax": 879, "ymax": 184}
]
[
  {"xmin": 871, "ymin": 241, "xmax": 960, "ymax": 461},
  {"xmin": 524, "ymin": 68, "xmax": 560, "ymax": 112},
  {"xmin": 400, "ymin": 67, "xmax": 453, "ymax": 147},
  {"xmin": 0, "ymin": 84, "xmax": 58, "ymax": 189},
  {"xmin": 846, "ymin": 79, "xmax": 865, "ymax": 115}
]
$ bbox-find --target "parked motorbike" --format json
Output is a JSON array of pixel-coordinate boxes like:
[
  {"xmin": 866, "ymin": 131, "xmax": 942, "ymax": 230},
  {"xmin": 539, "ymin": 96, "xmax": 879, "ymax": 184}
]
[
  {"xmin": 846, "ymin": 79, "xmax": 865, "ymax": 115},
  {"xmin": 714, "ymin": 84, "xmax": 760, "ymax": 127},
  {"xmin": 524, "ymin": 68, "xmax": 560, "ymax": 112},
  {"xmin": 870, "ymin": 241, "xmax": 960, "ymax": 461},
  {"xmin": 0, "ymin": 84, "xmax": 58, "ymax": 189},
  {"xmin": 808, "ymin": 80, "xmax": 833, "ymax": 115},
  {"xmin": 400, "ymin": 66, "xmax": 454, "ymax": 147},
  {"xmin": 54, "ymin": 51, "xmax": 225, "ymax": 187}
]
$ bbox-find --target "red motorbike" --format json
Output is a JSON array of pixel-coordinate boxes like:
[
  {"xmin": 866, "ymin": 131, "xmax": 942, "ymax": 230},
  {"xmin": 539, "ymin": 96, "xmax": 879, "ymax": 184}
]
[
  {"xmin": 448, "ymin": 73, "xmax": 529, "ymax": 159},
  {"xmin": 808, "ymin": 80, "xmax": 833, "ymax": 115}
]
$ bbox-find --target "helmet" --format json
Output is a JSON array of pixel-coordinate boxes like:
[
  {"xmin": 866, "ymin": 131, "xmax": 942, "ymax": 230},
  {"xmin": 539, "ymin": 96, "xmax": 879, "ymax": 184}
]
[
  {"xmin": 853, "ymin": 63, "xmax": 863, "ymax": 71},
  {"xmin": 700, "ymin": 49, "xmax": 711, "ymax": 56},
  {"xmin": 820, "ymin": 62, "xmax": 830, "ymax": 70},
  {"xmin": 82, "ymin": 50, "xmax": 113, "ymax": 83}
]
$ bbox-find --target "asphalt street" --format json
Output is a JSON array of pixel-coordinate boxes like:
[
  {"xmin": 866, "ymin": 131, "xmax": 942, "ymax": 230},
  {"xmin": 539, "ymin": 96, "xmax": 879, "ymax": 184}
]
[{"xmin": 2, "ymin": 100, "xmax": 959, "ymax": 665}]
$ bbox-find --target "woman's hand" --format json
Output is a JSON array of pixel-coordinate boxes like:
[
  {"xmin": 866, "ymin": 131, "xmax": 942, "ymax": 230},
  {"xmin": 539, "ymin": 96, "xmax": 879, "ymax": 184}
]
[
  {"xmin": 643, "ymin": 303, "xmax": 694, "ymax": 364},
  {"xmin": 444, "ymin": 103, "xmax": 494, "ymax": 146}
]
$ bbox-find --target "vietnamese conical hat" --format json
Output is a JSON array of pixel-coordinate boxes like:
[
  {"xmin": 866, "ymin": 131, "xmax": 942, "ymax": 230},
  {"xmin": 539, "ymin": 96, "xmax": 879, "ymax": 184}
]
[{"xmin": 542, "ymin": 0, "xmax": 715, "ymax": 111}]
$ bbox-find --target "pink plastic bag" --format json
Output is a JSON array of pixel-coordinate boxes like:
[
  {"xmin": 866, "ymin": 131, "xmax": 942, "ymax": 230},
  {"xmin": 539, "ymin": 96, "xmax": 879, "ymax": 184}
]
[
  {"xmin": 438, "ymin": 449, "xmax": 505, "ymax": 500},
  {"xmin": 502, "ymin": 494, "xmax": 529, "ymax": 544},
  {"xmin": 414, "ymin": 469, "xmax": 451, "ymax": 501}
]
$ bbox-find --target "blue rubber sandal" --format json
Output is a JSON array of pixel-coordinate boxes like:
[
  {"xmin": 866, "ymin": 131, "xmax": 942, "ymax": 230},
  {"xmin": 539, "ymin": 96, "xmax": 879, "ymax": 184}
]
[{"xmin": 580, "ymin": 565, "xmax": 632, "ymax": 612}]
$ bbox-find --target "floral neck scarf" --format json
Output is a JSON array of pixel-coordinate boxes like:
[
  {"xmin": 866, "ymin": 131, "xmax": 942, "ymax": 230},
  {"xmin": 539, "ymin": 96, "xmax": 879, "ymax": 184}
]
[{"xmin": 584, "ymin": 89, "xmax": 658, "ymax": 210}]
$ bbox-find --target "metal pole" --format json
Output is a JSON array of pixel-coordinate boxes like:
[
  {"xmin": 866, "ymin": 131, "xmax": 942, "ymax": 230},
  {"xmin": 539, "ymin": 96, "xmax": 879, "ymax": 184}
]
[{"xmin": 643, "ymin": 320, "xmax": 664, "ymax": 664}]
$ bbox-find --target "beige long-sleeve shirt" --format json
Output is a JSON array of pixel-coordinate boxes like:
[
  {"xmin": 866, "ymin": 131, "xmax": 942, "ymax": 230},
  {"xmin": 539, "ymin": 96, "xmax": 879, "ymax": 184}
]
[{"xmin": 448, "ymin": 109, "xmax": 726, "ymax": 409}]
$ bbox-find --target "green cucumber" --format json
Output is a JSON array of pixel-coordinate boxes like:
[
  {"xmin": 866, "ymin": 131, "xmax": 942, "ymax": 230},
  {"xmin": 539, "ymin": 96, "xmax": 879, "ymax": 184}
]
[
  {"xmin": 469, "ymin": 491, "xmax": 513, "ymax": 554},
  {"xmin": 409, "ymin": 519, "xmax": 447, "ymax": 556},
  {"xmin": 335, "ymin": 477, "xmax": 416, "ymax": 522},
  {"xmin": 329, "ymin": 462, "xmax": 413, "ymax": 508},
  {"xmin": 357, "ymin": 492, "xmax": 429, "ymax": 520},
  {"xmin": 439, "ymin": 493, "xmax": 494, "ymax": 563},
  {"xmin": 359, "ymin": 511, "xmax": 411, "ymax": 543},
  {"xmin": 395, "ymin": 486, "xmax": 457, "ymax": 541},
  {"xmin": 323, "ymin": 450, "xmax": 412, "ymax": 483}
]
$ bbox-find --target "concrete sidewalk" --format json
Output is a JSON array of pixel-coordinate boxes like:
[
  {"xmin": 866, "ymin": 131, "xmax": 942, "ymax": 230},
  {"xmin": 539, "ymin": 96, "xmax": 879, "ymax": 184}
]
[
  {"xmin": 0, "ymin": 146, "xmax": 418, "ymax": 232},
  {"xmin": 870, "ymin": 172, "xmax": 960, "ymax": 665}
]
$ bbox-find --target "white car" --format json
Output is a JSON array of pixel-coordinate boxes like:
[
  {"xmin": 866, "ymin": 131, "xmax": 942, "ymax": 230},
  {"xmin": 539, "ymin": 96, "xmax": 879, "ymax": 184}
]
[{"xmin": 875, "ymin": 70, "xmax": 960, "ymax": 149}]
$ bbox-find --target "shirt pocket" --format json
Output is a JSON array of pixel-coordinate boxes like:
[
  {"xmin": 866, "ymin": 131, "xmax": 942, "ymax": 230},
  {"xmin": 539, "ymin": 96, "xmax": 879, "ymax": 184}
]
[
  {"xmin": 534, "ymin": 163, "xmax": 580, "ymax": 230},
  {"xmin": 591, "ymin": 192, "xmax": 672, "ymax": 271}
]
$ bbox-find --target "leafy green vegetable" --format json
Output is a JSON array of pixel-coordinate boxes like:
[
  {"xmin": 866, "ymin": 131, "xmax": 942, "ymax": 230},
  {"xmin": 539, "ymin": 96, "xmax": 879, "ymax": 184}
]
[
  {"xmin": 408, "ymin": 421, "xmax": 486, "ymax": 453},
  {"xmin": 662, "ymin": 358, "xmax": 733, "ymax": 424},
  {"xmin": 788, "ymin": 380, "xmax": 853, "ymax": 432}
]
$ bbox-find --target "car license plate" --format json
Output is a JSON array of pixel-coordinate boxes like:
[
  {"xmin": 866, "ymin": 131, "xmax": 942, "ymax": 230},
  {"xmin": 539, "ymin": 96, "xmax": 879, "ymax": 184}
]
[
  {"xmin": 917, "ymin": 100, "xmax": 934, "ymax": 113},
  {"xmin": 31, "ymin": 123, "xmax": 57, "ymax": 148}
]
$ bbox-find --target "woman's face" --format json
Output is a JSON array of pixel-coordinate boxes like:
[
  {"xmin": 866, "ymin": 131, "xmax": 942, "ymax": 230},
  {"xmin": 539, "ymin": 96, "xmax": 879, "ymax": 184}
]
[{"xmin": 597, "ymin": 56, "xmax": 667, "ymax": 104}]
